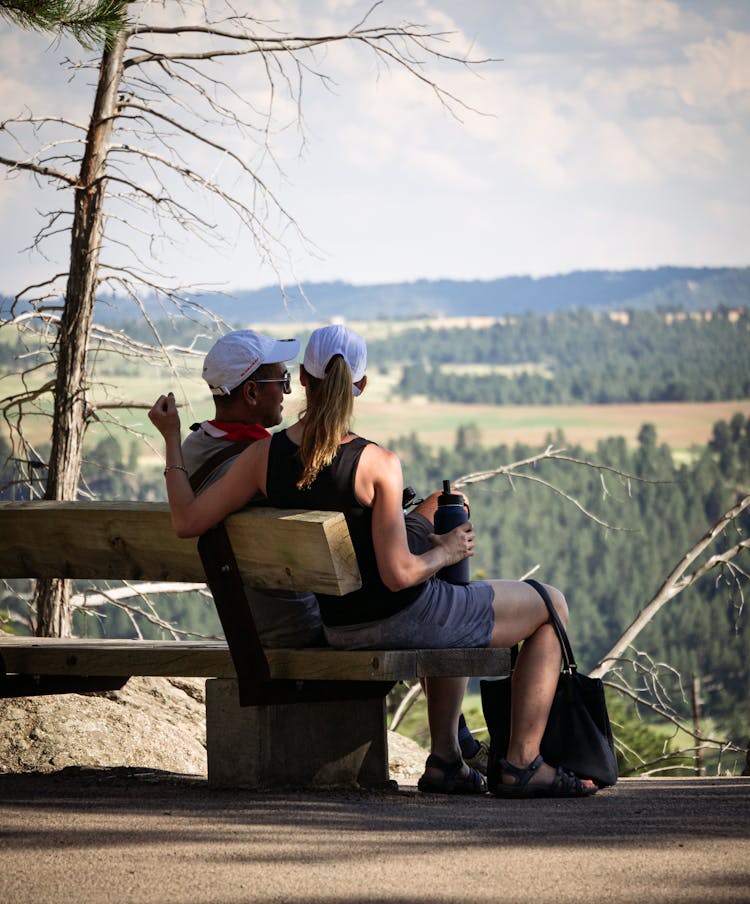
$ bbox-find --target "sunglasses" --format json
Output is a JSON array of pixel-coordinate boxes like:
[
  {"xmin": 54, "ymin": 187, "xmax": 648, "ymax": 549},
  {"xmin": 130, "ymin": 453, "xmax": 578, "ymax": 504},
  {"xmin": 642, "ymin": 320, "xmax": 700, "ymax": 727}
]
[{"xmin": 253, "ymin": 370, "xmax": 292, "ymax": 394}]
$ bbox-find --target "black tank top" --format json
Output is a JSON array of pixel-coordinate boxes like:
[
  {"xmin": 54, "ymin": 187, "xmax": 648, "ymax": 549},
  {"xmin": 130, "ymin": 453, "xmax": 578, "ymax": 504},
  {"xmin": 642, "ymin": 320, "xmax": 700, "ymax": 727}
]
[{"xmin": 266, "ymin": 430, "xmax": 424, "ymax": 626}]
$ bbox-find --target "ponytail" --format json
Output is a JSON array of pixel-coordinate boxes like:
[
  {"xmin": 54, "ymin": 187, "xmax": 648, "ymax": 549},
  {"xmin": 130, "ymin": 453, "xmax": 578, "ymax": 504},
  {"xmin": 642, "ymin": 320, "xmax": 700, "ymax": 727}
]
[{"xmin": 297, "ymin": 355, "xmax": 353, "ymax": 489}]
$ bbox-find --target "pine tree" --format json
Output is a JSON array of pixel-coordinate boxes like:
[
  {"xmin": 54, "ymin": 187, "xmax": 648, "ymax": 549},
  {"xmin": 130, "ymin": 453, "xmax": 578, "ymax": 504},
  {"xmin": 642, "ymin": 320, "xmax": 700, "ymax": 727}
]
[{"xmin": 0, "ymin": 0, "xmax": 126, "ymax": 48}]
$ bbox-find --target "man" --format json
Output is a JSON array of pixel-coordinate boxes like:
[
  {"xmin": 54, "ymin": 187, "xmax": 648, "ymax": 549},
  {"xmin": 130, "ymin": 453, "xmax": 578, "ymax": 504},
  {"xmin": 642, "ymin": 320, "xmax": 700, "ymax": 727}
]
[{"xmin": 182, "ymin": 329, "xmax": 324, "ymax": 647}]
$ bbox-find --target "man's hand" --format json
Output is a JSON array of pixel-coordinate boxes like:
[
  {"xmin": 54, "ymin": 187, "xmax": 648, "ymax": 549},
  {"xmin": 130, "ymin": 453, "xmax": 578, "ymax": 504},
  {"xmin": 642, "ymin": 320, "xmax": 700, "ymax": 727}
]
[
  {"xmin": 148, "ymin": 392, "xmax": 181, "ymax": 439},
  {"xmin": 428, "ymin": 521, "xmax": 475, "ymax": 566}
]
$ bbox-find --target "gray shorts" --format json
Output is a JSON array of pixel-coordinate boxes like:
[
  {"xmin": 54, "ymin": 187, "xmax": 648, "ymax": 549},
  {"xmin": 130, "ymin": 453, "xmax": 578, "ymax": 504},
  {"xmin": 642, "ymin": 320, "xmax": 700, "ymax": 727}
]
[{"xmin": 323, "ymin": 577, "xmax": 495, "ymax": 650}]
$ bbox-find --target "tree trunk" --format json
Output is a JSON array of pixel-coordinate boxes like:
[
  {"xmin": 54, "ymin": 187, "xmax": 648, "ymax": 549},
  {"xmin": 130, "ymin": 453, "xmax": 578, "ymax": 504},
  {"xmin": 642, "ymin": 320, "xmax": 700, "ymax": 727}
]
[{"xmin": 34, "ymin": 30, "xmax": 127, "ymax": 637}]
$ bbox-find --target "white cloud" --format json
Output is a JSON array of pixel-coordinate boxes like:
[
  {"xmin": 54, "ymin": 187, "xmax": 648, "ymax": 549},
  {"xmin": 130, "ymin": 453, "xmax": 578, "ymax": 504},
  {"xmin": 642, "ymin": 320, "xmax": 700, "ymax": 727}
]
[
  {"xmin": 547, "ymin": 0, "xmax": 683, "ymax": 43},
  {"xmin": 681, "ymin": 31, "xmax": 750, "ymax": 109}
]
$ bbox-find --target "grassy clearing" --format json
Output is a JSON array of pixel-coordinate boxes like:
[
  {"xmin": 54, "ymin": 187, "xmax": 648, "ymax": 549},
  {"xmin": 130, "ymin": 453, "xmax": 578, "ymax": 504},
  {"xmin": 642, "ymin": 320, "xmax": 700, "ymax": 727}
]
[
  {"xmin": 440, "ymin": 362, "xmax": 554, "ymax": 378},
  {"xmin": 251, "ymin": 315, "xmax": 510, "ymax": 340},
  {"xmin": 352, "ymin": 398, "xmax": 750, "ymax": 452}
]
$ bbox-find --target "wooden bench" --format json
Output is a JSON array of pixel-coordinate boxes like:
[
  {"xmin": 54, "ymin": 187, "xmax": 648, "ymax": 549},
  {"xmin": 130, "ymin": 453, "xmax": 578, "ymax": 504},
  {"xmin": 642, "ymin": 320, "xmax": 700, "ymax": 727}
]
[{"xmin": 0, "ymin": 501, "xmax": 509, "ymax": 789}]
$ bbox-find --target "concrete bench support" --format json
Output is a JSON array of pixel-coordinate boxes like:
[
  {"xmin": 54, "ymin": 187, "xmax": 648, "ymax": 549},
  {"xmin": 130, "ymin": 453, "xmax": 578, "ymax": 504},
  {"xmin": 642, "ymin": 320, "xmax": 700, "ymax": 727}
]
[{"xmin": 206, "ymin": 678, "xmax": 389, "ymax": 789}]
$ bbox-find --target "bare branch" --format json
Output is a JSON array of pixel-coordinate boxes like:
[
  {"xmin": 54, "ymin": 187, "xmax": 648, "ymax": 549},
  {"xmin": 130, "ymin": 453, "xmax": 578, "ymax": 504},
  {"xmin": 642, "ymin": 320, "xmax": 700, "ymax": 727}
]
[
  {"xmin": 1, "ymin": 112, "xmax": 87, "ymax": 131},
  {"xmin": 453, "ymin": 444, "xmax": 653, "ymax": 530},
  {"xmin": 454, "ymin": 444, "xmax": 669, "ymax": 490},
  {"xmin": 592, "ymin": 495, "xmax": 750, "ymax": 678},
  {"xmin": 0, "ymin": 379, "xmax": 56, "ymax": 412},
  {"xmin": 390, "ymin": 681, "xmax": 423, "ymax": 732},
  {"xmin": 0, "ymin": 153, "xmax": 78, "ymax": 185},
  {"xmin": 117, "ymin": 99, "xmax": 300, "ymax": 225},
  {"xmin": 605, "ymin": 679, "xmax": 740, "ymax": 751},
  {"xmin": 72, "ymin": 581, "xmax": 221, "ymax": 641},
  {"xmin": 504, "ymin": 470, "xmax": 635, "ymax": 531}
]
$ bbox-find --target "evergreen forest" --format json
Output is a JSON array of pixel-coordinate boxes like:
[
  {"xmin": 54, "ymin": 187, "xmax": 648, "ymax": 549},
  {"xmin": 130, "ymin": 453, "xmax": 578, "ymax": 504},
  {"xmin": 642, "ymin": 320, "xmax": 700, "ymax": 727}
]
[{"xmin": 373, "ymin": 308, "xmax": 750, "ymax": 405}]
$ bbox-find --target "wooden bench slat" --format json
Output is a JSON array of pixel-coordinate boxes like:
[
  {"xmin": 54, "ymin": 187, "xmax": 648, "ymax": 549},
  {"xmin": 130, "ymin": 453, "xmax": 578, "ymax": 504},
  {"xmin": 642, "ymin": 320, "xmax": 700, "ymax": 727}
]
[
  {"xmin": 0, "ymin": 501, "xmax": 361, "ymax": 595},
  {"xmin": 417, "ymin": 648, "xmax": 511, "ymax": 677},
  {"xmin": 0, "ymin": 638, "xmax": 508, "ymax": 681}
]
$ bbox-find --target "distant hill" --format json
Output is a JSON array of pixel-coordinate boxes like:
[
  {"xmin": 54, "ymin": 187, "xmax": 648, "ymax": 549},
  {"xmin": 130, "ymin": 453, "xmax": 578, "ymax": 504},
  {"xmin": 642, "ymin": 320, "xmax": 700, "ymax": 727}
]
[
  {"xmin": 171, "ymin": 266, "xmax": 750, "ymax": 324},
  {"xmin": 2, "ymin": 265, "xmax": 749, "ymax": 324}
]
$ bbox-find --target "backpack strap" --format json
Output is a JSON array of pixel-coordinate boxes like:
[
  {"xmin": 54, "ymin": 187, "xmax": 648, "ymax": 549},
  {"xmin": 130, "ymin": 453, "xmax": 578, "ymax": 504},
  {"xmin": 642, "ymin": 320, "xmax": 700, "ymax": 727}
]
[{"xmin": 189, "ymin": 441, "xmax": 251, "ymax": 492}]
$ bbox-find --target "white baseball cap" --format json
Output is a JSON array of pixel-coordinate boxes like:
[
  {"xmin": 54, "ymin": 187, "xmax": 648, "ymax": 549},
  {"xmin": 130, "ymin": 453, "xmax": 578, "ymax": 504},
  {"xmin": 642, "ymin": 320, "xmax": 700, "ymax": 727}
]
[
  {"xmin": 203, "ymin": 330, "xmax": 300, "ymax": 396},
  {"xmin": 303, "ymin": 324, "xmax": 367, "ymax": 396}
]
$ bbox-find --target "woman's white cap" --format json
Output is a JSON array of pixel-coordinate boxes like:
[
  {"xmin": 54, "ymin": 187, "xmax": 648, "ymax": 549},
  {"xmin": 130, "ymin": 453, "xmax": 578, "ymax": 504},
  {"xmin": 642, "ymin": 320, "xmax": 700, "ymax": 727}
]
[
  {"xmin": 303, "ymin": 325, "xmax": 367, "ymax": 396},
  {"xmin": 203, "ymin": 330, "xmax": 300, "ymax": 396}
]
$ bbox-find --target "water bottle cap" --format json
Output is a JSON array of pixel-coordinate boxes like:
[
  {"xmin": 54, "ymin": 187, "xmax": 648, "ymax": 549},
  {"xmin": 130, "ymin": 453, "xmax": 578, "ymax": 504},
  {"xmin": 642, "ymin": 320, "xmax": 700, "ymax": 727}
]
[{"xmin": 438, "ymin": 478, "xmax": 465, "ymax": 507}]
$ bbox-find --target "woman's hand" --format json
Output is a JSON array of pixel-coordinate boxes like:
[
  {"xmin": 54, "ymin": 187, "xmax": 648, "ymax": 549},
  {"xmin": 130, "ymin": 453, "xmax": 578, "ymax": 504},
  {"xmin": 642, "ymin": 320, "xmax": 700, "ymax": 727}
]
[
  {"xmin": 148, "ymin": 392, "xmax": 181, "ymax": 439},
  {"xmin": 429, "ymin": 521, "xmax": 475, "ymax": 566}
]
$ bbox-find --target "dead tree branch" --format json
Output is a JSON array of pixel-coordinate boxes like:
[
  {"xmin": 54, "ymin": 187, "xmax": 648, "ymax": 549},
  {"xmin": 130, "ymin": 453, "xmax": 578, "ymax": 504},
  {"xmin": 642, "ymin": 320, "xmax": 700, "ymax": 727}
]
[
  {"xmin": 591, "ymin": 494, "xmax": 750, "ymax": 678},
  {"xmin": 452, "ymin": 444, "xmax": 663, "ymax": 531}
]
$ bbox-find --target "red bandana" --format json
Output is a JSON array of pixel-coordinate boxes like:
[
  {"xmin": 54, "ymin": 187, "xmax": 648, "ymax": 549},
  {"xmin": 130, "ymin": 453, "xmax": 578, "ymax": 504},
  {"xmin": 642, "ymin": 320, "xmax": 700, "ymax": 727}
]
[{"xmin": 204, "ymin": 420, "xmax": 270, "ymax": 443}]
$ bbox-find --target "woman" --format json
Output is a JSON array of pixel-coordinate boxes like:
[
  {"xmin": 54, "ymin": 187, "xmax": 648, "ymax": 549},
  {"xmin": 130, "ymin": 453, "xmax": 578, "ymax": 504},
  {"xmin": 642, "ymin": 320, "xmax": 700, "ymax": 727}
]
[{"xmin": 149, "ymin": 324, "xmax": 595, "ymax": 798}]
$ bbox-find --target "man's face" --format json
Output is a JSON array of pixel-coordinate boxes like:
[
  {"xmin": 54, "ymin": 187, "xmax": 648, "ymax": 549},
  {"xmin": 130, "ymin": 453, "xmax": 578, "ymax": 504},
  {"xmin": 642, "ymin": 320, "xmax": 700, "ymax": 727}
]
[{"xmin": 251, "ymin": 361, "xmax": 290, "ymax": 427}]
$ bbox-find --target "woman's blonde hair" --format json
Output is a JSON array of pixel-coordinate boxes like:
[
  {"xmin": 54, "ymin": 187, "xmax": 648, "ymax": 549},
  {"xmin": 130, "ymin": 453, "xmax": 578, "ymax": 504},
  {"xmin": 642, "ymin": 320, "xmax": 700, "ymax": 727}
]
[{"xmin": 297, "ymin": 355, "xmax": 354, "ymax": 489}]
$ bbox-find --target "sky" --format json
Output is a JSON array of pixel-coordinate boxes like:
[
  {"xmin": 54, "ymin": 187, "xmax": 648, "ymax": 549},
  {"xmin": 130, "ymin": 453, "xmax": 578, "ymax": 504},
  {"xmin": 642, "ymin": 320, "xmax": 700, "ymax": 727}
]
[{"xmin": 1, "ymin": 0, "xmax": 749, "ymax": 296}]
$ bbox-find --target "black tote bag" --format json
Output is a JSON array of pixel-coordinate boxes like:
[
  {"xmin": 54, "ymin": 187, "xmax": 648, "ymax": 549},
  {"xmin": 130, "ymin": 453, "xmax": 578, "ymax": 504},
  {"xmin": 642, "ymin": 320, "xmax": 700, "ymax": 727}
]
[{"xmin": 481, "ymin": 579, "xmax": 618, "ymax": 789}]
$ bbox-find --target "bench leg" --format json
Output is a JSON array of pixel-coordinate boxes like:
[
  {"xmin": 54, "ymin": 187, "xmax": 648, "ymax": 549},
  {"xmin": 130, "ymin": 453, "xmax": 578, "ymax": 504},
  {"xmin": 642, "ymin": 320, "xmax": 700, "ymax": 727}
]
[{"xmin": 205, "ymin": 678, "xmax": 390, "ymax": 789}]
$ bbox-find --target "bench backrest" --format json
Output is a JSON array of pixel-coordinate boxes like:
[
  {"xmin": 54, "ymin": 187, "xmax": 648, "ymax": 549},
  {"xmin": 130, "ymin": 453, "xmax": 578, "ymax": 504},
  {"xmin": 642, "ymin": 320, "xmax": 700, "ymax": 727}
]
[
  {"xmin": 0, "ymin": 501, "xmax": 511, "ymax": 705},
  {"xmin": 0, "ymin": 501, "xmax": 361, "ymax": 596}
]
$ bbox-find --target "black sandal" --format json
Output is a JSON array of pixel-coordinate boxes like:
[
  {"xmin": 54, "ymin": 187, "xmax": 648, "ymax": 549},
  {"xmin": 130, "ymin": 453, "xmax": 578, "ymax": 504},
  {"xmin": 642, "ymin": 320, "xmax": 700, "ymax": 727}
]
[
  {"xmin": 491, "ymin": 755, "xmax": 597, "ymax": 798},
  {"xmin": 417, "ymin": 753, "xmax": 487, "ymax": 795}
]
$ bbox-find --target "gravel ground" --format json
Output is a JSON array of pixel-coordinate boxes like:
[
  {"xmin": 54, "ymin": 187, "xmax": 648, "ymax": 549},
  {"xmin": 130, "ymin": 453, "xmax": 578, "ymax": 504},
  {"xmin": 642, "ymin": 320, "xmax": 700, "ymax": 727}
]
[{"xmin": 3, "ymin": 679, "xmax": 749, "ymax": 904}]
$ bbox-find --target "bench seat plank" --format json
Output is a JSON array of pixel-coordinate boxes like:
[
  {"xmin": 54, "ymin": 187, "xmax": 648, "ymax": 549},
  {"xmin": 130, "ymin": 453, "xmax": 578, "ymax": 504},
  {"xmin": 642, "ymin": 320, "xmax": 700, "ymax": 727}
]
[
  {"xmin": 0, "ymin": 638, "xmax": 508, "ymax": 682},
  {"xmin": 0, "ymin": 501, "xmax": 361, "ymax": 595}
]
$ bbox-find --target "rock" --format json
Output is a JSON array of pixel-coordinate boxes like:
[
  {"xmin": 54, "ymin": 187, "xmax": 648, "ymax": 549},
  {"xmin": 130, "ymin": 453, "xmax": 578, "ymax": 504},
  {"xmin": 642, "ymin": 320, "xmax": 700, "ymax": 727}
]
[
  {"xmin": 0, "ymin": 677, "xmax": 427, "ymax": 782},
  {"xmin": 0, "ymin": 677, "xmax": 207, "ymax": 776}
]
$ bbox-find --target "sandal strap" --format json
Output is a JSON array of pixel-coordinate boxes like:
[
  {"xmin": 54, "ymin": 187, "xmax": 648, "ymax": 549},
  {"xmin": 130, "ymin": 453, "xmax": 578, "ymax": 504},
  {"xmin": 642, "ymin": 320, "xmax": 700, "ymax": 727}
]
[
  {"xmin": 498, "ymin": 754, "xmax": 544, "ymax": 790},
  {"xmin": 423, "ymin": 754, "xmax": 486, "ymax": 792},
  {"xmin": 493, "ymin": 756, "xmax": 597, "ymax": 798},
  {"xmin": 417, "ymin": 753, "xmax": 487, "ymax": 794},
  {"xmin": 550, "ymin": 766, "xmax": 588, "ymax": 795},
  {"xmin": 424, "ymin": 753, "xmax": 463, "ymax": 781},
  {"xmin": 460, "ymin": 763, "xmax": 487, "ymax": 793}
]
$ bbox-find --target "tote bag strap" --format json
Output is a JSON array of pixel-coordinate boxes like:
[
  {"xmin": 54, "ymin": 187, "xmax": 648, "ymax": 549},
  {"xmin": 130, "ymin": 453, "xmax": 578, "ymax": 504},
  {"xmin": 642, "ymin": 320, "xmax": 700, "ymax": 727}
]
[{"xmin": 524, "ymin": 578, "xmax": 577, "ymax": 674}]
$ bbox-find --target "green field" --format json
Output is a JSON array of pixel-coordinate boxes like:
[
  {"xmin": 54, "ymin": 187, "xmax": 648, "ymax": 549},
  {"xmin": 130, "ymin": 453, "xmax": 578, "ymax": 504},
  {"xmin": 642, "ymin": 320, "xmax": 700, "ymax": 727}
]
[{"xmin": 353, "ymin": 397, "xmax": 750, "ymax": 451}]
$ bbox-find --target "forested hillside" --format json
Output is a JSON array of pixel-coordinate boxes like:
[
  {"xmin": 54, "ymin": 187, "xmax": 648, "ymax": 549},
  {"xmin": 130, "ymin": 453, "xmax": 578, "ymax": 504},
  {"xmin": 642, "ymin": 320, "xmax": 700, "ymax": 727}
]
[
  {"xmin": 206, "ymin": 266, "xmax": 748, "ymax": 323},
  {"xmin": 9, "ymin": 302, "xmax": 743, "ymax": 409},
  {"xmin": 375, "ymin": 308, "xmax": 750, "ymax": 404}
]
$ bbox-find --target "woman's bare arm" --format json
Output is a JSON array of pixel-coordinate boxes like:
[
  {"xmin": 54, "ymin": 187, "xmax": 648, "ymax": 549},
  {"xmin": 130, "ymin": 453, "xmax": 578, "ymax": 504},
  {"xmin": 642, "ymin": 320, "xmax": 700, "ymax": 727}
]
[
  {"xmin": 148, "ymin": 392, "xmax": 266, "ymax": 537},
  {"xmin": 361, "ymin": 445, "xmax": 474, "ymax": 591}
]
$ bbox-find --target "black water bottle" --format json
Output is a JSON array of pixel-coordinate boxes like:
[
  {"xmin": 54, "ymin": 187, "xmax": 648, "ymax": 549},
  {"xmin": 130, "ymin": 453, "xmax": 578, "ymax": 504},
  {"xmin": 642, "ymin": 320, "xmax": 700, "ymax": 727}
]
[{"xmin": 434, "ymin": 479, "xmax": 470, "ymax": 584}]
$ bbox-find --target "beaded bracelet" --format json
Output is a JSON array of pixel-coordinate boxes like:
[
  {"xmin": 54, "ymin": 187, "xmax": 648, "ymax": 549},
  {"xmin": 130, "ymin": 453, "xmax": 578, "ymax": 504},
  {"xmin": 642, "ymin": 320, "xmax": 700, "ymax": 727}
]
[{"xmin": 163, "ymin": 465, "xmax": 188, "ymax": 477}]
